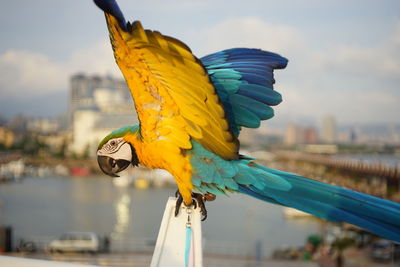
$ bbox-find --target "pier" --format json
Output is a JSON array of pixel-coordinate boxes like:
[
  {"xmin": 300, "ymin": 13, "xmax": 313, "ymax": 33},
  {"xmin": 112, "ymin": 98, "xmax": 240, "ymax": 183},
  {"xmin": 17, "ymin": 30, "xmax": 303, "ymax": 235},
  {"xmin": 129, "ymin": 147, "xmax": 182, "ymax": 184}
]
[{"xmin": 274, "ymin": 151, "xmax": 400, "ymax": 199}]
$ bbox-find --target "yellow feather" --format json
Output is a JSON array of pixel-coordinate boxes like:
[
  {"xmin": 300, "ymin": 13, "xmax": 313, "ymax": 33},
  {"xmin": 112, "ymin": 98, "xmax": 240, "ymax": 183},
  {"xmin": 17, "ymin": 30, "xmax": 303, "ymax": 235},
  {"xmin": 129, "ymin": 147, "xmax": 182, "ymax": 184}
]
[
  {"xmin": 124, "ymin": 132, "xmax": 193, "ymax": 205},
  {"xmin": 130, "ymin": 21, "xmax": 148, "ymax": 42},
  {"xmin": 104, "ymin": 14, "xmax": 239, "ymax": 160},
  {"xmin": 183, "ymin": 119, "xmax": 203, "ymax": 139}
]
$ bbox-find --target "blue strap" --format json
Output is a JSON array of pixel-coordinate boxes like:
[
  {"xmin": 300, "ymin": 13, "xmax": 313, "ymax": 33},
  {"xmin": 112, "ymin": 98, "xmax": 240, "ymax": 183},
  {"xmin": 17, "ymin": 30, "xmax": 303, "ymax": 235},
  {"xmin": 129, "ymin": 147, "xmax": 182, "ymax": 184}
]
[{"xmin": 185, "ymin": 226, "xmax": 192, "ymax": 267}]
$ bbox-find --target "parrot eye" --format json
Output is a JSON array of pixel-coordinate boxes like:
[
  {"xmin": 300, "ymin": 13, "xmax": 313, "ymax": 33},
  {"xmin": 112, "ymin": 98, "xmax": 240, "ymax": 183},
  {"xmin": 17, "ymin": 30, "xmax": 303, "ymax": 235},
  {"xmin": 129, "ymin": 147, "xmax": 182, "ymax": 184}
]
[{"xmin": 101, "ymin": 138, "xmax": 124, "ymax": 154}]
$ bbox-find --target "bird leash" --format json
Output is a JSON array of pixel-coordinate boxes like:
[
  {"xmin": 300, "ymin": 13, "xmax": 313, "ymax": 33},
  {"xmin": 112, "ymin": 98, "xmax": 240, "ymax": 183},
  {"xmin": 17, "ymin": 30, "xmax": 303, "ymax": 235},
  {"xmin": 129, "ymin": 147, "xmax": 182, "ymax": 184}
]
[{"xmin": 185, "ymin": 206, "xmax": 194, "ymax": 267}]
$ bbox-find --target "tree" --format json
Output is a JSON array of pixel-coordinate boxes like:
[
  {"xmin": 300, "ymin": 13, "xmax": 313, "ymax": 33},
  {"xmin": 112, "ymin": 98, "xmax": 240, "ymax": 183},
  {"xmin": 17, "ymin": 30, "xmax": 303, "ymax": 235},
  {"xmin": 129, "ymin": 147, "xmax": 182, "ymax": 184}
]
[{"xmin": 331, "ymin": 237, "xmax": 355, "ymax": 267}]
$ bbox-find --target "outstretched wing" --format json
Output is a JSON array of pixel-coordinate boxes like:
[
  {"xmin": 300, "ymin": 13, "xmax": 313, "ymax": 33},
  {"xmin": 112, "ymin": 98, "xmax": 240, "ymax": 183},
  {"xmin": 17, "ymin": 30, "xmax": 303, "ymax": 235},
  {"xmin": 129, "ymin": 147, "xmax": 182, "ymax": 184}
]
[
  {"xmin": 94, "ymin": 0, "xmax": 239, "ymax": 160},
  {"xmin": 201, "ymin": 48, "xmax": 288, "ymax": 136}
]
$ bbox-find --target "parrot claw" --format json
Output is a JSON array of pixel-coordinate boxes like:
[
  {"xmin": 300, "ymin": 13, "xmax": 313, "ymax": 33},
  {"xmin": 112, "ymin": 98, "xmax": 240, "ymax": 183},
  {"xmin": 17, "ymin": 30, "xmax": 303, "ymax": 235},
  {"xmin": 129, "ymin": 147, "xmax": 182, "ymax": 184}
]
[
  {"xmin": 174, "ymin": 190, "xmax": 209, "ymax": 221},
  {"xmin": 193, "ymin": 193, "xmax": 207, "ymax": 221},
  {"xmin": 174, "ymin": 192, "xmax": 183, "ymax": 217}
]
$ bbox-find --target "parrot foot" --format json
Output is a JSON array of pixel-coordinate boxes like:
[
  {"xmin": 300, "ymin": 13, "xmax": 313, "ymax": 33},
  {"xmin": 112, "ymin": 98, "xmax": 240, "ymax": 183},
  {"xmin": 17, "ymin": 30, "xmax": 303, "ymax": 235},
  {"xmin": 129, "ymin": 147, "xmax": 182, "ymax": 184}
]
[
  {"xmin": 174, "ymin": 190, "xmax": 213, "ymax": 221},
  {"xmin": 193, "ymin": 193, "xmax": 207, "ymax": 221}
]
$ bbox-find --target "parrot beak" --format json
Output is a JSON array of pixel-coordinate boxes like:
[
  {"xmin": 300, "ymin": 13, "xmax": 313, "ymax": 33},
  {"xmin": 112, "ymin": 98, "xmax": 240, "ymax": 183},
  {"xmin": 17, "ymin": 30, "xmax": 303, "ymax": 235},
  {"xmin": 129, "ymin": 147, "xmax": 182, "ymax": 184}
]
[{"xmin": 97, "ymin": 155, "xmax": 130, "ymax": 177}]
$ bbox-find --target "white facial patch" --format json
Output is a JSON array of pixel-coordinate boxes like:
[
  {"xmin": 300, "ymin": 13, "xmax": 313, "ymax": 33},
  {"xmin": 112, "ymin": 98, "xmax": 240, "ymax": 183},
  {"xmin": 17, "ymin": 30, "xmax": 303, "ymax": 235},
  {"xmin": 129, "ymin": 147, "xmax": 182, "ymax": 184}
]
[
  {"xmin": 115, "ymin": 142, "xmax": 132, "ymax": 162},
  {"xmin": 97, "ymin": 138, "xmax": 132, "ymax": 162}
]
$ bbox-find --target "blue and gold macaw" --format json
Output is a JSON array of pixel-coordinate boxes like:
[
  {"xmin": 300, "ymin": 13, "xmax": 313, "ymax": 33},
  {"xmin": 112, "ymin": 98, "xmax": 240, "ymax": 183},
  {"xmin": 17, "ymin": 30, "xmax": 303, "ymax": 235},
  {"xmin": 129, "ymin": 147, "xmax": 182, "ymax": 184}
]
[{"xmin": 94, "ymin": 0, "xmax": 400, "ymax": 241}]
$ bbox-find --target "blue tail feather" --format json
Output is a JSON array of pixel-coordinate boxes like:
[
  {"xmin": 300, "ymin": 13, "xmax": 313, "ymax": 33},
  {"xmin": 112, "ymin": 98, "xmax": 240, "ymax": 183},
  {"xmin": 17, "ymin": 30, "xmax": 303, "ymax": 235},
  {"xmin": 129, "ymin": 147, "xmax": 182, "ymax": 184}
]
[
  {"xmin": 238, "ymin": 163, "xmax": 400, "ymax": 242},
  {"xmin": 189, "ymin": 139, "xmax": 400, "ymax": 241}
]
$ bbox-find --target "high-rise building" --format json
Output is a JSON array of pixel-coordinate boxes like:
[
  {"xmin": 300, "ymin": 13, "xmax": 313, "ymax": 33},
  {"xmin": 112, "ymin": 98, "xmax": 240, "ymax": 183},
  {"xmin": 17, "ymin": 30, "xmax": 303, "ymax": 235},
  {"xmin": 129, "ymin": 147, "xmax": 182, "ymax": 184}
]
[
  {"xmin": 320, "ymin": 115, "xmax": 336, "ymax": 144},
  {"xmin": 304, "ymin": 127, "xmax": 318, "ymax": 144},
  {"xmin": 285, "ymin": 124, "xmax": 301, "ymax": 145},
  {"xmin": 0, "ymin": 127, "xmax": 15, "ymax": 148},
  {"xmin": 69, "ymin": 74, "xmax": 138, "ymax": 156},
  {"xmin": 69, "ymin": 73, "xmax": 132, "ymax": 125},
  {"xmin": 285, "ymin": 124, "xmax": 318, "ymax": 145}
]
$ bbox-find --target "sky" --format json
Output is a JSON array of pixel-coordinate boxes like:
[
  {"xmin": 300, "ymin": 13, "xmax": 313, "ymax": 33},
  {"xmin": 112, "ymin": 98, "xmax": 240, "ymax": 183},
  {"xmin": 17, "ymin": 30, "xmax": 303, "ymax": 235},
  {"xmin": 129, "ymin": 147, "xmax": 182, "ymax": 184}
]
[{"xmin": 0, "ymin": 0, "xmax": 399, "ymax": 125}]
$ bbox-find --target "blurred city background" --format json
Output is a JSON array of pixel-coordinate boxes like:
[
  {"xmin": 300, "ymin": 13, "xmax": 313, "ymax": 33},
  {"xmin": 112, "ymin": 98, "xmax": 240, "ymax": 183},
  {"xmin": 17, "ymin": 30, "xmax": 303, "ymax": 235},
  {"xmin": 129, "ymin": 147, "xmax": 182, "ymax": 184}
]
[{"xmin": 0, "ymin": 0, "xmax": 399, "ymax": 266}]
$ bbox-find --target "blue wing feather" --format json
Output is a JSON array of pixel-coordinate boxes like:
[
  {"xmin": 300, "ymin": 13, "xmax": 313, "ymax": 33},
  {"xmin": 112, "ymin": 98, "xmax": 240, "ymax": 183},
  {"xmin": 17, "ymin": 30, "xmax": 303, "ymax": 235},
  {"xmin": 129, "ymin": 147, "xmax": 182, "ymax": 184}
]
[
  {"xmin": 237, "ymin": 84, "xmax": 282, "ymax": 106},
  {"xmin": 229, "ymin": 94, "xmax": 274, "ymax": 120},
  {"xmin": 201, "ymin": 48, "xmax": 288, "ymax": 136}
]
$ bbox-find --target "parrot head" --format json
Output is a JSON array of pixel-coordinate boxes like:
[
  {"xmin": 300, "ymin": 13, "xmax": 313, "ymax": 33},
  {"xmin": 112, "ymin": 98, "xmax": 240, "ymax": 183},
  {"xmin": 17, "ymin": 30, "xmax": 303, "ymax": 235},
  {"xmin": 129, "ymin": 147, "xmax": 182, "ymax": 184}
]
[{"xmin": 97, "ymin": 125, "xmax": 140, "ymax": 177}]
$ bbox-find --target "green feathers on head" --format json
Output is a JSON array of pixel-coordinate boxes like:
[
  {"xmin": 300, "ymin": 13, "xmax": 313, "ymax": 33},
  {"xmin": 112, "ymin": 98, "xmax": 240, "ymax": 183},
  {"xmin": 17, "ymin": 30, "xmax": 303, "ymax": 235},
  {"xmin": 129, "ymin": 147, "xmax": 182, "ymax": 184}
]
[{"xmin": 97, "ymin": 124, "xmax": 140, "ymax": 150}]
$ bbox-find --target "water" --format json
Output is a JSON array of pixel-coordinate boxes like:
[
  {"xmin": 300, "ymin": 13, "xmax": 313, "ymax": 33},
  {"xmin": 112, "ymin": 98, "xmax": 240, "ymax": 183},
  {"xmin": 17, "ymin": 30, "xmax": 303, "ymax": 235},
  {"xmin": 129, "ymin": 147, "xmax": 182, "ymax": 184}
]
[{"xmin": 0, "ymin": 176, "xmax": 322, "ymax": 257}]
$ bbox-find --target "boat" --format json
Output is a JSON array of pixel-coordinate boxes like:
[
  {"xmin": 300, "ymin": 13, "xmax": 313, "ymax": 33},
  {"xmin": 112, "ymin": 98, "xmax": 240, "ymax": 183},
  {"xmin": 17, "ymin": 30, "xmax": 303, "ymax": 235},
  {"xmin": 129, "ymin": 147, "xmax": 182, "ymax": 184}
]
[
  {"xmin": 283, "ymin": 207, "xmax": 313, "ymax": 218},
  {"xmin": 134, "ymin": 177, "xmax": 150, "ymax": 189},
  {"xmin": 70, "ymin": 167, "xmax": 91, "ymax": 177}
]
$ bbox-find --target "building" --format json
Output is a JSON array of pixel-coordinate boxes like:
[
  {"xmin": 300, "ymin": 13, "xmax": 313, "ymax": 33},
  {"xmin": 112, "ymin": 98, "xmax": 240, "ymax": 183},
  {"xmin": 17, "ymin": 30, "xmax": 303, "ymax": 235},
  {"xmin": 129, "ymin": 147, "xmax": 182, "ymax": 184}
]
[
  {"xmin": 71, "ymin": 108, "xmax": 136, "ymax": 155},
  {"xmin": 285, "ymin": 124, "xmax": 318, "ymax": 145},
  {"xmin": 6, "ymin": 115, "xmax": 28, "ymax": 133},
  {"xmin": 69, "ymin": 74, "xmax": 138, "ymax": 156},
  {"xmin": 69, "ymin": 73, "xmax": 132, "ymax": 123},
  {"xmin": 285, "ymin": 124, "xmax": 301, "ymax": 145},
  {"xmin": 27, "ymin": 118, "xmax": 59, "ymax": 134},
  {"xmin": 0, "ymin": 127, "xmax": 15, "ymax": 148},
  {"xmin": 304, "ymin": 127, "xmax": 318, "ymax": 144},
  {"xmin": 320, "ymin": 115, "xmax": 336, "ymax": 144}
]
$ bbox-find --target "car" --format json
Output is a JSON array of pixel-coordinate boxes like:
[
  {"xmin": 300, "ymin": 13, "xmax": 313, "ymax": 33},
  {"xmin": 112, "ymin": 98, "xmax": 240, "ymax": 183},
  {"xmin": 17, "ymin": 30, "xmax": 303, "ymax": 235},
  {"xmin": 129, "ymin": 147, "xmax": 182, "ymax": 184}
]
[
  {"xmin": 370, "ymin": 240, "xmax": 400, "ymax": 262},
  {"xmin": 48, "ymin": 232, "xmax": 100, "ymax": 253}
]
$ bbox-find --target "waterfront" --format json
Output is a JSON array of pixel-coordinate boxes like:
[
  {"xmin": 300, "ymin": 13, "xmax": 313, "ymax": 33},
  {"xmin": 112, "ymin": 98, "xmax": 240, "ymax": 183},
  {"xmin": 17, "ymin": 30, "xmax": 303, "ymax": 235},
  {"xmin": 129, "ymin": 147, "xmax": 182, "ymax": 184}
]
[
  {"xmin": 0, "ymin": 175, "xmax": 322, "ymax": 258},
  {"xmin": 334, "ymin": 153, "xmax": 400, "ymax": 168}
]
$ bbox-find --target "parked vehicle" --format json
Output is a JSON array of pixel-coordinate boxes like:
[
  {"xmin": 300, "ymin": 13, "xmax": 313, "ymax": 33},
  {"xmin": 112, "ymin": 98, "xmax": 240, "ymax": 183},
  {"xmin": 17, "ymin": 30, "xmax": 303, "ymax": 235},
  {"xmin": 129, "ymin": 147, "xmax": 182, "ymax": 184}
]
[
  {"xmin": 370, "ymin": 240, "xmax": 400, "ymax": 262},
  {"xmin": 48, "ymin": 232, "xmax": 100, "ymax": 253}
]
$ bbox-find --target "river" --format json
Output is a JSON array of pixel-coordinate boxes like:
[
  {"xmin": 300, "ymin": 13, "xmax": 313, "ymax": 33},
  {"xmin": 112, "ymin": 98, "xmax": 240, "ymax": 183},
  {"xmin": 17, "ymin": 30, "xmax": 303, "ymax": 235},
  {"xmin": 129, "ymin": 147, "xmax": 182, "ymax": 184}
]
[{"xmin": 0, "ymin": 175, "xmax": 323, "ymax": 257}]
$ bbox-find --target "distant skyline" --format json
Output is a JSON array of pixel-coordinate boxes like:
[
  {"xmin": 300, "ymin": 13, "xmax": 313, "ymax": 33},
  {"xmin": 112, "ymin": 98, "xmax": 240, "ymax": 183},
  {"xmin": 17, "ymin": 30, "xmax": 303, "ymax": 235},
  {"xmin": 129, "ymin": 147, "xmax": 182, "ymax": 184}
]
[{"xmin": 0, "ymin": 0, "xmax": 399, "ymax": 124}]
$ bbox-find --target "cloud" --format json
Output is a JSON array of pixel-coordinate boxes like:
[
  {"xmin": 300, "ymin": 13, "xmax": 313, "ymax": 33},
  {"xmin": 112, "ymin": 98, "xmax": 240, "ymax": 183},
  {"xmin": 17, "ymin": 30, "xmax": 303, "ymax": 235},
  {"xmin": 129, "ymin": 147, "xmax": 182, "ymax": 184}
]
[
  {"xmin": 68, "ymin": 41, "xmax": 121, "ymax": 77},
  {"xmin": 195, "ymin": 17, "xmax": 304, "ymax": 56},
  {"xmin": 0, "ymin": 40, "xmax": 120, "ymax": 100},
  {"xmin": 303, "ymin": 19, "xmax": 400, "ymax": 83},
  {"xmin": 310, "ymin": 43, "xmax": 400, "ymax": 79},
  {"xmin": 392, "ymin": 20, "xmax": 400, "ymax": 45},
  {"xmin": 0, "ymin": 50, "xmax": 66, "ymax": 97},
  {"xmin": 196, "ymin": 16, "xmax": 400, "ymax": 124}
]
